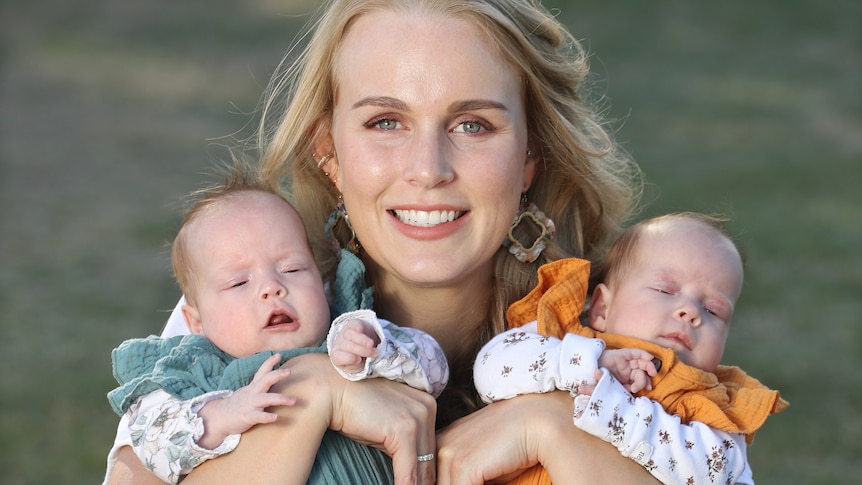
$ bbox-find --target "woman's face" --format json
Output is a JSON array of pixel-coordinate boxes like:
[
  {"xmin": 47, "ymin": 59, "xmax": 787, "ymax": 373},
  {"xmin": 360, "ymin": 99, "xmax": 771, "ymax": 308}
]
[{"xmin": 328, "ymin": 10, "xmax": 536, "ymax": 289}]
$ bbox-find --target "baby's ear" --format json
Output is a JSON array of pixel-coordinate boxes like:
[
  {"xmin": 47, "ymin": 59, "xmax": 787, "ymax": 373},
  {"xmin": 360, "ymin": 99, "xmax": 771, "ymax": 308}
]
[
  {"xmin": 588, "ymin": 283, "xmax": 612, "ymax": 331},
  {"xmin": 182, "ymin": 303, "xmax": 204, "ymax": 335}
]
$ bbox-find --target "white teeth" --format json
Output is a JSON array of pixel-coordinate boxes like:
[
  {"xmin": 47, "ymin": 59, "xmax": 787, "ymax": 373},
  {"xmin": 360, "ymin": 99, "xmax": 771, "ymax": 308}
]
[{"xmin": 393, "ymin": 209, "xmax": 462, "ymax": 227}]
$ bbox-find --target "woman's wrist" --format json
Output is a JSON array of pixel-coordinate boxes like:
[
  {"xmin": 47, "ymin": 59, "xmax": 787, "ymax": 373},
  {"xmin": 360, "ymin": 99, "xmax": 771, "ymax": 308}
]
[{"xmin": 276, "ymin": 352, "xmax": 341, "ymax": 426}]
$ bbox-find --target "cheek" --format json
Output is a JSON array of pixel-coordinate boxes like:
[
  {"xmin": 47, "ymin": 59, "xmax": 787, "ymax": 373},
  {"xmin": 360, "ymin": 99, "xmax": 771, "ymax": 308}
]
[{"xmin": 336, "ymin": 148, "xmax": 394, "ymax": 198}]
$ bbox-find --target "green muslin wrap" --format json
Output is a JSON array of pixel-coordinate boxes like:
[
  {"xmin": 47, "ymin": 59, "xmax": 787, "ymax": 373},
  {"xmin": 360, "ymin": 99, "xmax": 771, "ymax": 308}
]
[
  {"xmin": 309, "ymin": 430, "xmax": 393, "ymax": 484},
  {"xmin": 309, "ymin": 249, "xmax": 393, "ymax": 484}
]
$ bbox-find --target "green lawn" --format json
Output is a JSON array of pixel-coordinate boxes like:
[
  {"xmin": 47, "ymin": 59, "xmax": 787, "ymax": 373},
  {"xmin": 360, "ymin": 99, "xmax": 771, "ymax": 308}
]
[{"xmin": 2, "ymin": 0, "xmax": 859, "ymax": 483}]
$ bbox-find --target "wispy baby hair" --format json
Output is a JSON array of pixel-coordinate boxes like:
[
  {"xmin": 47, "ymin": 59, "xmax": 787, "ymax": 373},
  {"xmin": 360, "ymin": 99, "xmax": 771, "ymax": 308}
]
[
  {"xmin": 594, "ymin": 212, "xmax": 739, "ymax": 289},
  {"xmin": 171, "ymin": 156, "xmax": 292, "ymax": 305}
]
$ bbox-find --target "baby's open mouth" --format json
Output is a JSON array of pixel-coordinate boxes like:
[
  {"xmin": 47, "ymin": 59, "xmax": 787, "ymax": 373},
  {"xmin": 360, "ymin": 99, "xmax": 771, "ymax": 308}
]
[{"xmin": 267, "ymin": 311, "xmax": 295, "ymax": 327}]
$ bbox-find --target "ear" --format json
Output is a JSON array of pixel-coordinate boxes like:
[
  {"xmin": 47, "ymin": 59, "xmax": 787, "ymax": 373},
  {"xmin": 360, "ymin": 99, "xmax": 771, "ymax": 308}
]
[
  {"xmin": 310, "ymin": 119, "xmax": 341, "ymax": 189},
  {"xmin": 588, "ymin": 283, "xmax": 612, "ymax": 331},
  {"xmin": 182, "ymin": 303, "xmax": 204, "ymax": 335}
]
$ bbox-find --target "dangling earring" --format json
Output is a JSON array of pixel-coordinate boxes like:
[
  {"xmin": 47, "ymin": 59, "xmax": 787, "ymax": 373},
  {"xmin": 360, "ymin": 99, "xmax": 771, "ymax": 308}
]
[
  {"xmin": 325, "ymin": 198, "xmax": 360, "ymax": 255},
  {"xmin": 504, "ymin": 193, "xmax": 556, "ymax": 263},
  {"xmin": 317, "ymin": 152, "xmax": 333, "ymax": 177}
]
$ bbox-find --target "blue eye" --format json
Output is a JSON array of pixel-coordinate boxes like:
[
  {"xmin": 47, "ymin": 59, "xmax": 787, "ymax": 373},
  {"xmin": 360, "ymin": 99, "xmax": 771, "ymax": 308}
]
[
  {"xmin": 456, "ymin": 121, "xmax": 482, "ymax": 134},
  {"xmin": 375, "ymin": 118, "xmax": 399, "ymax": 130}
]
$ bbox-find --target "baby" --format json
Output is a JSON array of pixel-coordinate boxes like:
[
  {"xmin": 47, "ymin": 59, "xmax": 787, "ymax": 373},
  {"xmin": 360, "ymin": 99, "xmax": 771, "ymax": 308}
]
[
  {"xmin": 475, "ymin": 212, "xmax": 787, "ymax": 484},
  {"xmin": 107, "ymin": 172, "xmax": 447, "ymax": 483}
]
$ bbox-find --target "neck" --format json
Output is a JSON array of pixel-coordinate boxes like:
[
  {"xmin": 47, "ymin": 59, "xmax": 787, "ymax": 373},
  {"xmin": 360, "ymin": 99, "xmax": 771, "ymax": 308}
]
[{"xmin": 369, "ymin": 266, "xmax": 493, "ymax": 361}]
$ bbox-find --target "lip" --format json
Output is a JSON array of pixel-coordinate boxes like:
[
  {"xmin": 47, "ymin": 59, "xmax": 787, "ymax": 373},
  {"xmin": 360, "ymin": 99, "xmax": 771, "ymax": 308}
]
[
  {"xmin": 388, "ymin": 207, "xmax": 469, "ymax": 241},
  {"xmin": 660, "ymin": 332, "xmax": 693, "ymax": 351},
  {"xmin": 264, "ymin": 309, "xmax": 300, "ymax": 332}
]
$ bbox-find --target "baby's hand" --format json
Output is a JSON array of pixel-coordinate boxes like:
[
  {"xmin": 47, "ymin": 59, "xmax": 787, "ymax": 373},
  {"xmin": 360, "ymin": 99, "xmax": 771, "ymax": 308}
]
[
  {"xmin": 576, "ymin": 369, "xmax": 603, "ymax": 397},
  {"xmin": 598, "ymin": 348, "xmax": 658, "ymax": 394},
  {"xmin": 197, "ymin": 353, "xmax": 294, "ymax": 449},
  {"xmin": 330, "ymin": 319, "xmax": 381, "ymax": 374}
]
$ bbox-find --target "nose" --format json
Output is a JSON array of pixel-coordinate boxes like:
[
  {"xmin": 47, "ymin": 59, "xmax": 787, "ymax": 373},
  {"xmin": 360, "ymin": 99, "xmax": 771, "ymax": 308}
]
[
  {"xmin": 675, "ymin": 300, "xmax": 702, "ymax": 328},
  {"xmin": 402, "ymin": 130, "xmax": 455, "ymax": 188},
  {"xmin": 260, "ymin": 282, "xmax": 286, "ymax": 301}
]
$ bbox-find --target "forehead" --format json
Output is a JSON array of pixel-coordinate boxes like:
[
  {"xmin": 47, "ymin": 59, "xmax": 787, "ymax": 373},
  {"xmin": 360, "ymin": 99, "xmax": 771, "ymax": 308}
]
[
  {"xmin": 335, "ymin": 10, "xmax": 520, "ymax": 101},
  {"xmin": 635, "ymin": 220, "xmax": 744, "ymax": 292},
  {"xmin": 187, "ymin": 192, "xmax": 303, "ymax": 241}
]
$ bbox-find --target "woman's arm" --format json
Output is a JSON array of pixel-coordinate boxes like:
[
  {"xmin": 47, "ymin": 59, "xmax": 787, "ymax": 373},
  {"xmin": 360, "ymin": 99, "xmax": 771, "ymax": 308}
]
[
  {"xmin": 177, "ymin": 353, "xmax": 333, "ymax": 484},
  {"xmin": 107, "ymin": 447, "xmax": 164, "ymax": 485},
  {"xmin": 181, "ymin": 352, "xmax": 438, "ymax": 485},
  {"xmin": 436, "ymin": 391, "xmax": 659, "ymax": 485}
]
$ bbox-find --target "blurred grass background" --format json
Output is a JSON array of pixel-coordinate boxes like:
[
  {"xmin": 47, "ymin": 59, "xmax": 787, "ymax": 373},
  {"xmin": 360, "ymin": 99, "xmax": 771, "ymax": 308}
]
[{"xmin": 1, "ymin": 0, "xmax": 859, "ymax": 483}]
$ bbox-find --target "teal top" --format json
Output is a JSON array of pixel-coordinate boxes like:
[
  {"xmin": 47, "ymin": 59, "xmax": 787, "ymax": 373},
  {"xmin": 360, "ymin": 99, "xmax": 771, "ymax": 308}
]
[{"xmin": 108, "ymin": 334, "xmax": 326, "ymax": 416}]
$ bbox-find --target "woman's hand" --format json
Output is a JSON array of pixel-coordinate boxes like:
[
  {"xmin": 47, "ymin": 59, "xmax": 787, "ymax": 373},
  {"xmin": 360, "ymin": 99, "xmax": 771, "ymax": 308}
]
[
  {"xmin": 331, "ymin": 362, "xmax": 438, "ymax": 485},
  {"xmin": 435, "ymin": 394, "xmax": 545, "ymax": 485},
  {"xmin": 436, "ymin": 391, "xmax": 658, "ymax": 485}
]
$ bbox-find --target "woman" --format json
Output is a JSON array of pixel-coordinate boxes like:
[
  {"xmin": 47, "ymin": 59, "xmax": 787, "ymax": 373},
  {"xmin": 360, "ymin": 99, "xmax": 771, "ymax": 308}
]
[{"xmin": 108, "ymin": 0, "xmax": 652, "ymax": 483}]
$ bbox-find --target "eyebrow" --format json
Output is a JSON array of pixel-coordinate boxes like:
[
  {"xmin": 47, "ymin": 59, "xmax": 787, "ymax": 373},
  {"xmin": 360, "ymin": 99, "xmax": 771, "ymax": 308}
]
[
  {"xmin": 352, "ymin": 96, "xmax": 408, "ymax": 110},
  {"xmin": 451, "ymin": 99, "xmax": 508, "ymax": 112},
  {"xmin": 352, "ymin": 96, "xmax": 508, "ymax": 113}
]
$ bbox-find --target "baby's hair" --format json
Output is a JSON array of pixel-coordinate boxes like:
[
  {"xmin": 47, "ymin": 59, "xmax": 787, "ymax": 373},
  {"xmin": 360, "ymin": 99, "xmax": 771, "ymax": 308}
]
[
  {"xmin": 594, "ymin": 212, "xmax": 739, "ymax": 289},
  {"xmin": 171, "ymin": 158, "xmax": 294, "ymax": 305}
]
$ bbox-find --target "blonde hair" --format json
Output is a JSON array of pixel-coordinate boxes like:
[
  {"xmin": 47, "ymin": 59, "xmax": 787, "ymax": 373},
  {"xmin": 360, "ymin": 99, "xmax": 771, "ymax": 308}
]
[{"xmin": 256, "ymin": 0, "xmax": 642, "ymax": 420}]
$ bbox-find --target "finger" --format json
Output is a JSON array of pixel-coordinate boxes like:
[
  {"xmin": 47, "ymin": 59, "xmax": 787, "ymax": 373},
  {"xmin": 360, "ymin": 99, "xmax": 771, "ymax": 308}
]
[
  {"xmin": 577, "ymin": 382, "xmax": 596, "ymax": 395},
  {"xmin": 417, "ymin": 413, "xmax": 437, "ymax": 485},
  {"xmin": 417, "ymin": 456, "xmax": 436, "ymax": 485},
  {"xmin": 348, "ymin": 319, "xmax": 379, "ymax": 341},
  {"xmin": 343, "ymin": 330, "xmax": 378, "ymax": 351},
  {"xmin": 338, "ymin": 339, "xmax": 378, "ymax": 358},
  {"xmin": 260, "ymin": 392, "xmax": 297, "ymax": 409},
  {"xmin": 330, "ymin": 349, "xmax": 363, "ymax": 369},
  {"xmin": 632, "ymin": 369, "xmax": 651, "ymax": 393},
  {"xmin": 254, "ymin": 367, "xmax": 292, "ymax": 389},
  {"xmin": 246, "ymin": 409, "xmax": 281, "ymax": 425},
  {"xmin": 391, "ymin": 445, "xmax": 419, "ymax": 485},
  {"xmin": 627, "ymin": 370, "xmax": 643, "ymax": 393},
  {"xmin": 397, "ymin": 392, "xmax": 436, "ymax": 485},
  {"xmin": 630, "ymin": 348, "xmax": 655, "ymax": 361},
  {"xmin": 252, "ymin": 353, "xmax": 283, "ymax": 381},
  {"xmin": 630, "ymin": 356, "xmax": 658, "ymax": 376}
]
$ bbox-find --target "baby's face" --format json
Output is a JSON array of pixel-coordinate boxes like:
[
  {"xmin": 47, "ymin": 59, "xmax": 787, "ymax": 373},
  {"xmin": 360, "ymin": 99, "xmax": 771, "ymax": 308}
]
[
  {"xmin": 592, "ymin": 220, "xmax": 743, "ymax": 372},
  {"xmin": 183, "ymin": 191, "xmax": 330, "ymax": 358}
]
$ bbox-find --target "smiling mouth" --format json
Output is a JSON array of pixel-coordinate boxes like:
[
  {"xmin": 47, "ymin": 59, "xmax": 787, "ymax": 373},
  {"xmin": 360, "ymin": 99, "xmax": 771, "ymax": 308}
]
[{"xmin": 391, "ymin": 209, "xmax": 466, "ymax": 227}]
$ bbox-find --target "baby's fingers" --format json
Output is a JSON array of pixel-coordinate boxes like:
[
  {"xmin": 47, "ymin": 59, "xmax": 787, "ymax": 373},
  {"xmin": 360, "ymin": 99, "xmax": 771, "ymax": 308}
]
[
  {"xmin": 245, "ymin": 395, "xmax": 297, "ymax": 425},
  {"xmin": 336, "ymin": 334, "xmax": 379, "ymax": 359},
  {"xmin": 628, "ymin": 352, "xmax": 659, "ymax": 377},
  {"xmin": 259, "ymin": 391, "xmax": 297, "ymax": 410},
  {"xmin": 249, "ymin": 354, "xmax": 292, "ymax": 390},
  {"xmin": 627, "ymin": 369, "xmax": 652, "ymax": 393},
  {"xmin": 345, "ymin": 324, "xmax": 379, "ymax": 346},
  {"xmin": 253, "ymin": 354, "xmax": 283, "ymax": 377}
]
